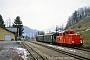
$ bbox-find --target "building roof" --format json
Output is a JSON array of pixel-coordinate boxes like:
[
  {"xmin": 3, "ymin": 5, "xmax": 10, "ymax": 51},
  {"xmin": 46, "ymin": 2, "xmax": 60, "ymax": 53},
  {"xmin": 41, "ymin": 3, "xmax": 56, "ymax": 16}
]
[
  {"xmin": 6, "ymin": 27, "xmax": 17, "ymax": 32},
  {"xmin": 0, "ymin": 26, "xmax": 15, "ymax": 33}
]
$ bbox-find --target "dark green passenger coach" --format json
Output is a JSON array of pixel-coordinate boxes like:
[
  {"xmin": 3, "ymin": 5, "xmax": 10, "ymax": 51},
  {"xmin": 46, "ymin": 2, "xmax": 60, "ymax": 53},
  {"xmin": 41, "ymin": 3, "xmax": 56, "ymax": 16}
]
[{"xmin": 36, "ymin": 32, "xmax": 59, "ymax": 44}]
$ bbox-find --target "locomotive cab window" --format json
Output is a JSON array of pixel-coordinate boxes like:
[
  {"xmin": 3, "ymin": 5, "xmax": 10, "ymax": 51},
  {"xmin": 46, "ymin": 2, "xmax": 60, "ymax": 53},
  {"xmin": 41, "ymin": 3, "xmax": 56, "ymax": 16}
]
[
  {"xmin": 59, "ymin": 33, "xmax": 62, "ymax": 36},
  {"xmin": 65, "ymin": 32, "xmax": 68, "ymax": 36},
  {"xmin": 70, "ymin": 31, "xmax": 73, "ymax": 34},
  {"xmin": 66, "ymin": 32, "xmax": 68, "ymax": 34}
]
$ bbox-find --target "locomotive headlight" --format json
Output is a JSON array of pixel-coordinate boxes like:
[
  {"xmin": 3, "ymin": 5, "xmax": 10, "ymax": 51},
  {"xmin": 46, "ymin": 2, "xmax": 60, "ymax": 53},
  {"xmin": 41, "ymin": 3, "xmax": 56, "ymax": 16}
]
[
  {"xmin": 81, "ymin": 41, "xmax": 82, "ymax": 43},
  {"xmin": 72, "ymin": 41, "xmax": 74, "ymax": 43},
  {"xmin": 76, "ymin": 34, "xmax": 77, "ymax": 35}
]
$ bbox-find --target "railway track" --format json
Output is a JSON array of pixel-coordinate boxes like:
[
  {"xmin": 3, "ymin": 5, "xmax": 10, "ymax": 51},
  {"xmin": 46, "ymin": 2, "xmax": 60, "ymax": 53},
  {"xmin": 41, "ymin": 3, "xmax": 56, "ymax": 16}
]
[
  {"xmin": 55, "ymin": 44, "xmax": 90, "ymax": 52},
  {"xmin": 21, "ymin": 42, "xmax": 46, "ymax": 60},
  {"xmin": 31, "ymin": 41, "xmax": 90, "ymax": 60},
  {"xmin": 34, "ymin": 40, "xmax": 90, "ymax": 52},
  {"xmin": 73, "ymin": 47, "xmax": 90, "ymax": 52}
]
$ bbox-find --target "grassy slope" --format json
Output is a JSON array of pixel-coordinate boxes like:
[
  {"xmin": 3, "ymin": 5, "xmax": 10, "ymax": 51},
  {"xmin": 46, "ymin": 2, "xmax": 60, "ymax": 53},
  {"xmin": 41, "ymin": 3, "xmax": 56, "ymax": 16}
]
[{"xmin": 67, "ymin": 16, "xmax": 90, "ymax": 47}]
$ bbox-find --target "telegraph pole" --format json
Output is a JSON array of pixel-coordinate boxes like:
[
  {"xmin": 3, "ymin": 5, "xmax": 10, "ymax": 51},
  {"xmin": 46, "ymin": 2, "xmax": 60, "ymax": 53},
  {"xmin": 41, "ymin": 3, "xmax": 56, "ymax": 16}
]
[
  {"xmin": 56, "ymin": 25, "xmax": 58, "ymax": 33},
  {"xmin": 18, "ymin": 27, "xmax": 19, "ymax": 38}
]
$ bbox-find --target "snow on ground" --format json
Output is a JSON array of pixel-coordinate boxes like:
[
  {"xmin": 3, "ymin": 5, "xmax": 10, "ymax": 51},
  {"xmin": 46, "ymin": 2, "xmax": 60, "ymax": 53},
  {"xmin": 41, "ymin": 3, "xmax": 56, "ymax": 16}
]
[{"xmin": 0, "ymin": 41, "xmax": 29, "ymax": 60}]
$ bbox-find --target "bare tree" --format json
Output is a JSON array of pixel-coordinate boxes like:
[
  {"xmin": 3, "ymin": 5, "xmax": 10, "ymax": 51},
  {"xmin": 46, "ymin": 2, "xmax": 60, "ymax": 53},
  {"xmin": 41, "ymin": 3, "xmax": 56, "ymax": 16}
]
[
  {"xmin": 37, "ymin": 31, "xmax": 45, "ymax": 35},
  {"xmin": 5, "ymin": 19, "xmax": 12, "ymax": 27},
  {"xmin": 65, "ymin": 6, "xmax": 90, "ymax": 29}
]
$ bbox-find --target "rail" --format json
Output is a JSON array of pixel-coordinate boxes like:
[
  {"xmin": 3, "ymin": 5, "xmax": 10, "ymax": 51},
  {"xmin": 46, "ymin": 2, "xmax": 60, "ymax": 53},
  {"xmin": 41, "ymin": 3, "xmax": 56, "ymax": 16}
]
[{"xmin": 31, "ymin": 41, "xmax": 90, "ymax": 60}]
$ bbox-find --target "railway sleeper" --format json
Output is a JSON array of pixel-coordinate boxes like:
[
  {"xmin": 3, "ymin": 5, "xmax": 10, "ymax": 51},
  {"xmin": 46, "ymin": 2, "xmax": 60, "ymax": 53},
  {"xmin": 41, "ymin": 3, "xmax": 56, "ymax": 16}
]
[{"xmin": 32, "ymin": 41, "xmax": 90, "ymax": 60}]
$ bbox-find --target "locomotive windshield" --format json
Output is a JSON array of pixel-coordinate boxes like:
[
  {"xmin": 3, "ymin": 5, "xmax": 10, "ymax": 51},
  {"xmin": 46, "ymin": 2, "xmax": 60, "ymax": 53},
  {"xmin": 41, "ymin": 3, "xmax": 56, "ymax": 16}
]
[
  {"xmin": 70, "ymin": 31, "xmax": 74, "ymax": 34},
  {"xmin": 60, "ymin": 33, "xmax": 62, "ymax": 36},
  {"xmin": 66, "ymin": 32, "xmax": 68, "ymax": 34}
]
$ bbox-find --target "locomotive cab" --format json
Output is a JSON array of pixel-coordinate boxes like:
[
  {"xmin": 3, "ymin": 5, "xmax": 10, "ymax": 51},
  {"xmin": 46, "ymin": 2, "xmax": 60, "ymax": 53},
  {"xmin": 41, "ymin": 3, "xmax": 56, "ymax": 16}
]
[{"xmin": 65, "ymin": 30, "xmax": 83, "ymax": 47}]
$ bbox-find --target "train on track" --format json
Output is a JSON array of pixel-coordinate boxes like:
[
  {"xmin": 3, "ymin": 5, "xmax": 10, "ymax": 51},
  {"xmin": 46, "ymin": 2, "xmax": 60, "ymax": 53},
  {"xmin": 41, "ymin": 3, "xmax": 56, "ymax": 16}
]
[{"xmin": 36, "ymin": 30, "xmax": 83, "ymax": 47}]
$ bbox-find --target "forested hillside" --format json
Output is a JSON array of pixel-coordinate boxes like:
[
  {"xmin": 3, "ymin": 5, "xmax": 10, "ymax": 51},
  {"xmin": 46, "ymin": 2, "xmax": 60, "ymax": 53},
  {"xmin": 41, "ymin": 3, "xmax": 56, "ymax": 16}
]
[{"xmin": 65, "ymin": 6, "xmax": 90, "ymax": 29}]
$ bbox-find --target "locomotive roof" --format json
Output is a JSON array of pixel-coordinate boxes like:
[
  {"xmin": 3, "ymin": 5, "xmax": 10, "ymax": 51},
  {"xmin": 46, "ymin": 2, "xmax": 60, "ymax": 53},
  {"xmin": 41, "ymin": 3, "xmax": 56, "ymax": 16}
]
[{"xmin": 58, "ymin": 30, "xmax": 74, "ymax": 33}]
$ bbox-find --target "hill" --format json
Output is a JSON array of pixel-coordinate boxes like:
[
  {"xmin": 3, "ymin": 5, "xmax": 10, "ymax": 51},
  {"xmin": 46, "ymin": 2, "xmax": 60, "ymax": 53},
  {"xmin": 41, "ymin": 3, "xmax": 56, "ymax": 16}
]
[
  {"xmin": 22, "ymin": 26, "xmax": 39, "ymax": 37},
  {"xmin": 67, "ymin": 16, "xmax": 90, "ymax": 47},
  {"xmin": 23, "ymin": 26, "xmax": 38, "ymax": 33}
]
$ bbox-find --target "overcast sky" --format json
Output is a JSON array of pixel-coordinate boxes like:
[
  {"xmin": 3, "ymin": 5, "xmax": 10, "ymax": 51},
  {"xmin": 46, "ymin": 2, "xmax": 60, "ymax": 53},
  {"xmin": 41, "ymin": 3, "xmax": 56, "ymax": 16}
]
[{"xmin": 0, "ymin": 0, "xmax": 90, "ymax": 31}]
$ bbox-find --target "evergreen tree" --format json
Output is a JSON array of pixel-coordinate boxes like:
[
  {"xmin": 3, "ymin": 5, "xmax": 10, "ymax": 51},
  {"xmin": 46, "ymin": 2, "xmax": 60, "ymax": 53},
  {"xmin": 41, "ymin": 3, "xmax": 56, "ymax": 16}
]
[
  {"xmin": 56, "ymin": 25, "xmax": 58, "ymax": 32},
  {"xmin": 73, "ymin": 11, "xmax": 78, "ymax": 23},
  {"xmin": 13, "ymin": 16, "xmax": 24, "ymax": 37},
  {"xmin": 0, "ymin": 14, "xmax": 5, "ymax": 27}
]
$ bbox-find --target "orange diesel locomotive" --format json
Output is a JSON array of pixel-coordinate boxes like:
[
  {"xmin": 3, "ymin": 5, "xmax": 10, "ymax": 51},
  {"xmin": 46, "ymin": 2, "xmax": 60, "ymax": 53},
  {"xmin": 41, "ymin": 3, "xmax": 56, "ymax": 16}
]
[{"xmin": 55, "ymin": 30, "xmax": 83, "ymax": 47}]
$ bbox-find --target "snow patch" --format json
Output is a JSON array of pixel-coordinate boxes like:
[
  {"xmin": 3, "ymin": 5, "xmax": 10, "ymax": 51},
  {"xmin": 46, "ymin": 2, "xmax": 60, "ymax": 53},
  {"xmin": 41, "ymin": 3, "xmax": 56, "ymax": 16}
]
[
  {"xmin": 16, "ymin": 48, "xmax": 30, "ymax": 60},
  {"xmin": 85, "ymin": 28, "xmax": 90, "ymax": 31},
  {"xmin": 69, "ymin": 50, "xmax": 76, "ymax": 52}
]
